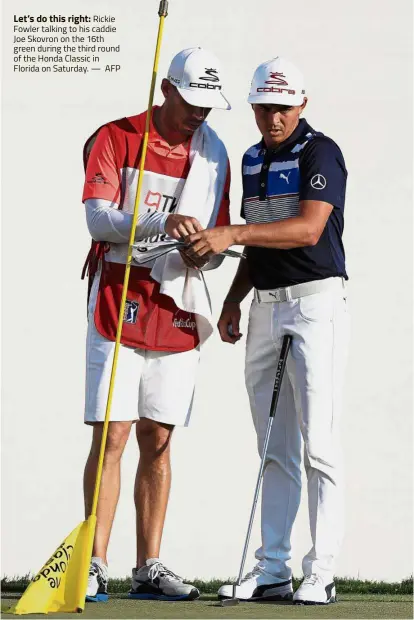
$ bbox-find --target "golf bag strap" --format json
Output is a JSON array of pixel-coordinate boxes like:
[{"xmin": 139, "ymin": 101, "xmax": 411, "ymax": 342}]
[{"xmin": 81, "ymin": 121, "xmax": 144, "ymax": 305}]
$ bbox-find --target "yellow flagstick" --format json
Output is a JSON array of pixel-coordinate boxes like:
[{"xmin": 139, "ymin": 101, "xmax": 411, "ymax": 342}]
[
  {"xmin": 9, "ymin": 2, "xmax": 169, "ymax": 614},
  {"xmin": 90, "ymin": 0, "xmax": 169, "ymax": 522}
]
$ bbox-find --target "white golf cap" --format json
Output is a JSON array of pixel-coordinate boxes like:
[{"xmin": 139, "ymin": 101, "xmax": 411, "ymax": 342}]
[
  {"xmin": 167, "ymin": 47, "xmax": 231, "ymax": 110},
  {"xmin": 248, "ymin": 57, "xmax": 306, "ymax": 106}
]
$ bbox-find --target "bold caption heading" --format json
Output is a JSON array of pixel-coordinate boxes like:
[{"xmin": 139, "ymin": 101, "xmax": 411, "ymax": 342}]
[{"xmin": 14, "ymin": 15, "xmax": 115, "ymax": 25}]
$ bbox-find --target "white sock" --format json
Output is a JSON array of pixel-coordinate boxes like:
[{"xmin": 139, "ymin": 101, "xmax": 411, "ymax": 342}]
[{"xmin": 91, "ymin": 556, "xmax": 108, "ymax": 569}]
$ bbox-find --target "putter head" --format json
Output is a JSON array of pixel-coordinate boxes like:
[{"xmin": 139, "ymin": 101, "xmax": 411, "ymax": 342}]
[
  {"xmin": 220, "ymin": 581, "xmax": 240, "ymax": 606},
  {"xmin": 220, "ymin": 597, "xmax": 240, "ymax": 607}
]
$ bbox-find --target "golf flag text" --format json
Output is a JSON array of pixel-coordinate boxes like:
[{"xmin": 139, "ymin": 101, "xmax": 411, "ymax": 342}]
[{"xmin": 9, "ymin": 517, "xmax": 96, "ymax": 615}]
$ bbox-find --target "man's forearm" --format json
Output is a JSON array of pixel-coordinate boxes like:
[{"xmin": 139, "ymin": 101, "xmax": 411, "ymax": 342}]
[
  {"xmin": 85, "ymin": 198, "xmax": 169, "ymax": 243},
  {"xmin": 224, "ymin": 256, "xmax": 253, "ymax": 303},
  {"xmin": 230, "ymin": 217, "xmax": 318, "ymax": 250}
]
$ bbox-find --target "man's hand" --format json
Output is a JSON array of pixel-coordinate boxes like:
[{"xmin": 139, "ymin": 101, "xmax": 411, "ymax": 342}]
[
  {"xmin": 186, "ymin": 226, "xmax": 237, "ymax": 257},
  {"xmin": 165, "ymin": 214, "xmax": 203, "ymax": 240},
  {"xmin": 179, "ymin": 247, "xmax": 210, "ymax": 270},
  {"xmin": 217, "ymin": 302, "xmax": 242, "ymax": 344}
]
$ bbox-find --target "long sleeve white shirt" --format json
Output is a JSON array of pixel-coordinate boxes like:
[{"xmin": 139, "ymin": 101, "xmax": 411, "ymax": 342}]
[
  {"xmin": 84, "ymin": 198, "xmax": 223, "ymax": 271},
  {"xmin": 85, "ymin": 198, "xmax": 169, "ymax": 243}
]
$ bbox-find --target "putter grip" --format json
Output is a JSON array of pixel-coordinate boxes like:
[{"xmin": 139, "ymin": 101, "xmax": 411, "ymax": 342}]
[
  {"xmin": 269, "ymin": 335, "xmax": 292, "ymax": 418},
  {"xmin": 158, "ymin": 0, "xmax": 168, "ymax": 16}
]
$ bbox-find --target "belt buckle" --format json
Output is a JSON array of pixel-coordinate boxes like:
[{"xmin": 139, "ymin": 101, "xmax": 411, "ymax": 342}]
[{"xmin": 268, "ymin": 289, "xmax": 281, "ymax": 302}]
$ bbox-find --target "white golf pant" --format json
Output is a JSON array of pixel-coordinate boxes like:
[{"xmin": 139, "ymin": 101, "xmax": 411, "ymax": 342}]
[{"xmin": 245, "ymin": 278, "xmax": 350, "ymax": 581}]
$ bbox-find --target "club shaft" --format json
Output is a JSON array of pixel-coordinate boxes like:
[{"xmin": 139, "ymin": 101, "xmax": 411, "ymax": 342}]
[
  {"xmin": 235, "ymin": 415, "xmax": 275, "ymax": 586},
  {"xmin": 233, "ymin": 335, "xmax": 292, "ymax": 595}
]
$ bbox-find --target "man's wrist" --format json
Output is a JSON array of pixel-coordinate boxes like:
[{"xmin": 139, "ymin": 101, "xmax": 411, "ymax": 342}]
[
  {"xmin": 161, "ymin": 212, "xmax": 172, "ymax": 234},
  {"xmin": 223, "ymin": 298, "xmax": 241, "ymax": 305},
  {"xmin": 229, "ymin": 224, "xmax": 244, "ymax": 246}
]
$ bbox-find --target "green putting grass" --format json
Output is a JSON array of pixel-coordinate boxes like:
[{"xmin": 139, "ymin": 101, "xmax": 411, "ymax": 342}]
[
  {"xmin": 2, "ymin": 577, "xmax": 412, "ymax": 618},
  {"xmin": 2, "ymin": 593, "xmax": 413, "ymax": 619},
  {"xmin": 3, "ymin": 575, "xmax": 413, "ymax": 595}
]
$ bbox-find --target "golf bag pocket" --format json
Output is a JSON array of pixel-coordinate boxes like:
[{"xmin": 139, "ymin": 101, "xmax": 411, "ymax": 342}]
[{"xmin": 93, "ymin": 259, "xmax": 200, "ymax": 352}]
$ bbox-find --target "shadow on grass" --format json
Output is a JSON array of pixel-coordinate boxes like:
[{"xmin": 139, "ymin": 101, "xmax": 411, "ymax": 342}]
[{"xmin": 208, "ymin": 600, "xmax": 294, "ymax": 607}]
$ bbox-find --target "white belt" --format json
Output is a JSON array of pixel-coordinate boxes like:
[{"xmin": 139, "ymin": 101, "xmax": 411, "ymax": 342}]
[{"xmin": 254, "ymin": 277, "xmax": 345, "ymax": 303}]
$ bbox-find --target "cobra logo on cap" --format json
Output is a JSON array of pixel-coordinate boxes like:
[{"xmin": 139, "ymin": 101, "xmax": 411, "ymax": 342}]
[{"xmin": 265, "ymin": 72, "xmax": 289, "ymax": 86}]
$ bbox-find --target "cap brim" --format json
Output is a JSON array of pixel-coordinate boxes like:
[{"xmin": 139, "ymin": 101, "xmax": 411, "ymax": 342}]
[
  {"xmin": 248, "ymin": 93, "xmax": 305, "ymax": 106},
  {"xmin": 178, "ymin": 86, "xmax": 231, "ymax": 110}
]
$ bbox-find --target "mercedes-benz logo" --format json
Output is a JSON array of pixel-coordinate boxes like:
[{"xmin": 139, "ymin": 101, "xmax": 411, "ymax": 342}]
[{"xmin": 310, "ymin": 174, "xmax": 327, "ymax": 190}]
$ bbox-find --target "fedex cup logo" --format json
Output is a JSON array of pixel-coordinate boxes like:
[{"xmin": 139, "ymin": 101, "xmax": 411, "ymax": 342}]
[{"xmin": 173, "ymin": 310, "xmax": 196, "ymax": 331}]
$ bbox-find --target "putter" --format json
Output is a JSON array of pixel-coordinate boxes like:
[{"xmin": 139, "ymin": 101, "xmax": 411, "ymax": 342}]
[{"xmin": 221, "ymin": 334, "xmax": 293, "ymax": 607}]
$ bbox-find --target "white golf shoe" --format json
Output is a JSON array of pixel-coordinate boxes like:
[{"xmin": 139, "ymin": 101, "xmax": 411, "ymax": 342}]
[
  {"xmin": 293, "ymin": 574, "xmax": 336, "ymax": 605},
  {"xmin": 129, "ymin": 558, "xmax": 200, "ymax": 601},
  {"xmin": 218, "ymin": 565, "xmax": 293, "ymax": 602},
  {"xmin": 86, "ymin": 557, "xmax": 109, "ymax": 602}
]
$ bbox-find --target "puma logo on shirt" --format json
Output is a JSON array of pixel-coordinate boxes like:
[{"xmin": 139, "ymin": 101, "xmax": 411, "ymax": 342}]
[{"xmin": 279, "ymin": 172, "xmax": 291, "ymax": 184}]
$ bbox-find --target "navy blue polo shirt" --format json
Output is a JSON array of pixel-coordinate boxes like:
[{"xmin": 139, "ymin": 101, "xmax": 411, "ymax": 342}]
[{"xmin": 241, "ymin": 119, "xmax": 348, "ymax": 289}]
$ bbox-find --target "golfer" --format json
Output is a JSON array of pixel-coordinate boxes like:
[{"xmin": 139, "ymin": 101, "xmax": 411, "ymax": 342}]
[
  {"xmin": 81, "ymin": 47, "xmax": 231, "ymax": 602},
  {"xmin": 186, "ymin": 57, "xmax": 349, "ymax": 605}
]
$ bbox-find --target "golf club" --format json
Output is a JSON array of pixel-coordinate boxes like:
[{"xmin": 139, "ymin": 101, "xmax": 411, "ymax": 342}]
[{"xmin": 220, "ymin": 334, "xmax": 292, "ymax": 607}]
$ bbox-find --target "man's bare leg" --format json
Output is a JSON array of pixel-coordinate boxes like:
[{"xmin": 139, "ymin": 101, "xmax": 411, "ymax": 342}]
[
  {"xmin": 84, "ymin": 421, "xmax": 133, "ymax": 563},
  {"xmin": 134, "ymin": 418, "xmax": 174, "ymax": 568}
]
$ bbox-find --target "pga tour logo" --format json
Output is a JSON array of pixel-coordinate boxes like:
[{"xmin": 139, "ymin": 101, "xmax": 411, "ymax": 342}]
[{"xmin": 123, "ymin": 300, "xmax": 139, "ymax": 324}]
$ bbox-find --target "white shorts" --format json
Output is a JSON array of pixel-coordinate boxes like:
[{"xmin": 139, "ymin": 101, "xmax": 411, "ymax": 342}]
[{"xmin": 85, "ymin": 273, "xmax": 200, "ymax": 426}]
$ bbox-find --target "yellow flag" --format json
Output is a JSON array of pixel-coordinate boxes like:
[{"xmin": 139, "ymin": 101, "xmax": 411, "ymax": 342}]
[{"xmin": 9, "ymin": 516, "xmax": 96, "ymax": 615}]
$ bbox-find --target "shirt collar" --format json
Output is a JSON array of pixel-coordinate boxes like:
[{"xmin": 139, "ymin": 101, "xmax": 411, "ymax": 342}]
[
  {"xmin": 148, "ymin": 105, "xmax": 163, "ymax": 143},
  {"xmin": 147, "ymin": 105, "xmax": 190, "ymax": 156},
  {"xmin": 259, "ymin": 118, "xmax": 312, "ymax": 155}
]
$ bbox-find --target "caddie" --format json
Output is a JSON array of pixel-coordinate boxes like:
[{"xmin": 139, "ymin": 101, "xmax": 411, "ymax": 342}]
[
  {"xmin": 81, "ymin": 47, "xmax": 231, "ymax": 602},
  {"xmin": 186, "ymin": 57, "xmax": 350, "ymax": 605}
]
